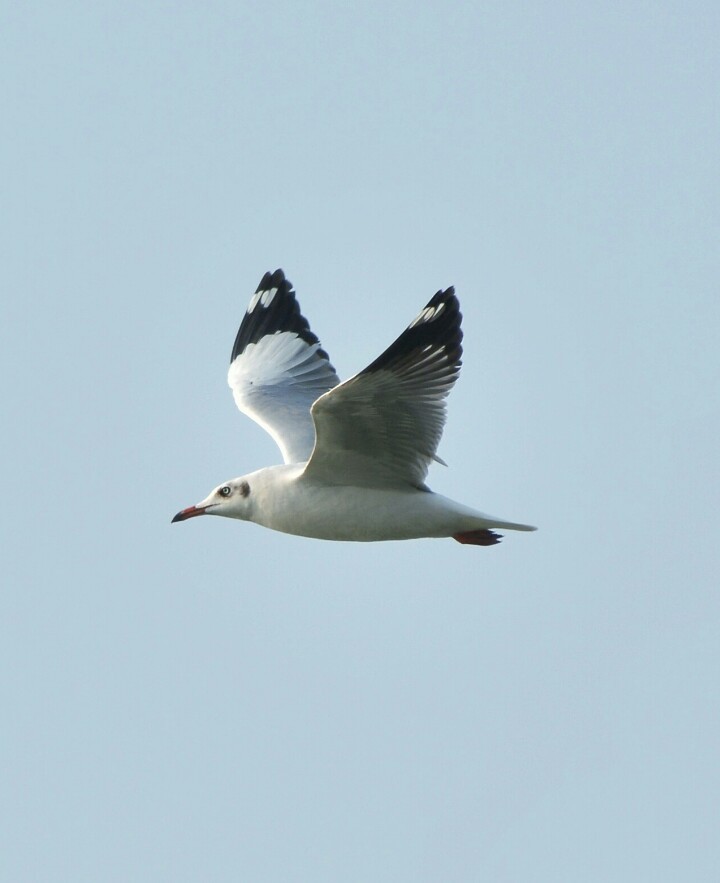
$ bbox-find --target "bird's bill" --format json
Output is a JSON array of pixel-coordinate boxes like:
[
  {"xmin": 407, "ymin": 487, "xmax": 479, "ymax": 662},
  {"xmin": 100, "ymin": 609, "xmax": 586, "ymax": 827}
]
[{"xmin": 171, "ymin": 504, "xmax": 208, "ymax": 523}]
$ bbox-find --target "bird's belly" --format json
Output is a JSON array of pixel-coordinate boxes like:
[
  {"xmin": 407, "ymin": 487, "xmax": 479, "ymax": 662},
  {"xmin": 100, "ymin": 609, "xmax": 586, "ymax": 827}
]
[{"xmin": 256, "ymin": 484, "xmax": 462, "ymax": 542}]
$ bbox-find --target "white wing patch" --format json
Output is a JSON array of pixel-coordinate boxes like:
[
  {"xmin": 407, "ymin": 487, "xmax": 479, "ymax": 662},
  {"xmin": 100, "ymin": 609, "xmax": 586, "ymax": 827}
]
[
  {"xmin": 409, "ymin": 301, "xmax": 446, "ymax": 327},
  {"xmin": 247, "ymin": 287, "xmax": 279, "ymax": 314},
  {"xmin": 261, "ymin": 288, "xmax": 277, "ymax": 307}
]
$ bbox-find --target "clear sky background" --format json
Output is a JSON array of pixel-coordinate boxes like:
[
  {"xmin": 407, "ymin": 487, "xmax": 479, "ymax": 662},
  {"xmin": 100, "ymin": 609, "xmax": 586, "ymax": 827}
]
[{"xmin": 2, "ymin": 2, "xmax": 718, "ymax": 881}]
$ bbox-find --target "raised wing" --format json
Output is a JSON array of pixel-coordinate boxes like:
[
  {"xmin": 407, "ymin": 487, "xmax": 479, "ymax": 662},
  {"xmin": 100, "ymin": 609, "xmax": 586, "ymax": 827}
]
[
  {"xmin": 304, "ymin": 287, "xmax": 463, "ymax": 489},
  {"xmin": 228, "ymin": 270, "xmax": 340, "ymax": 464}
]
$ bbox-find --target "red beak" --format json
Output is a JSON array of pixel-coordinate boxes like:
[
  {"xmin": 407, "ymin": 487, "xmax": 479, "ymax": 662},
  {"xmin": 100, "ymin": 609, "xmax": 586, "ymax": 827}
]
[{"xmin": 171, "ymin": 505, "xmax": 208, "ymax": 523}]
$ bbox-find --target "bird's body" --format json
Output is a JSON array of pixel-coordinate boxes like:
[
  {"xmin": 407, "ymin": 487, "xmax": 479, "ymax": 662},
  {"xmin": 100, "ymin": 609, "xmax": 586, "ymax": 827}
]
[
  {"xmin": 215, "ymin": 464, "xmax": 533, "ymax": 542},
  {"xmin": 173, "ymin": 269, "xmax": 535, "ymax": 546}
]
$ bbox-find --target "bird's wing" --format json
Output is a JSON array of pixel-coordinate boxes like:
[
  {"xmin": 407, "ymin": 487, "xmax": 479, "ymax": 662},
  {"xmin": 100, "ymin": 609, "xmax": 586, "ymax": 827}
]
[
  {"xmin": 228, "ymin": 270, "xmax": 340, "ymax": 464},
  {"xmin": 303, "ymin": 286, "xmax": 462, "ymax": 489}
]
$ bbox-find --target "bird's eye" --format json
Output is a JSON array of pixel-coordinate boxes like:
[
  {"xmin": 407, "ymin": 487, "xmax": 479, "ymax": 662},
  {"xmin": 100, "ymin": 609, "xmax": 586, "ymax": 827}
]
[{"xmin": 219, "ymin": 486, "xmax": 232, "ymax": 497}]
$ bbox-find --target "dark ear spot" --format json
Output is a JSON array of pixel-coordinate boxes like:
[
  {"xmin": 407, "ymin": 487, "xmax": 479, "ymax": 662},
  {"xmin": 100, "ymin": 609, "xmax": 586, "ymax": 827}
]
[{"xmin": 239, "ymin": 481, "xmax": 250, "ymax": 497}]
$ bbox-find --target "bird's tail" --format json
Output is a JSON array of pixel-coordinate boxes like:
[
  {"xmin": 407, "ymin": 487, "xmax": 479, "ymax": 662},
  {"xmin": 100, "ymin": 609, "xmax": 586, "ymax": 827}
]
[{"xmin": 452, "ymin": 512, "xmax": 536, "ymax": 546}]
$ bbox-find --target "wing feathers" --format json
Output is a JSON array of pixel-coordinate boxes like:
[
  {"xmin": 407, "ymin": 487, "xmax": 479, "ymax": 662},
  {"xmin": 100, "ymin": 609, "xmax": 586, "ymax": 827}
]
[
  {"xmin": 228, "ymin": 274, "xmax": 464, "ymax": 483},
  {"xmin": 230, "ymin": 269, "xmax": 334, "ymax": 367},
  {"xmin": 304, "ymin": 287, "xmax": 463, "ymax": 488},
  {"xmin": 228, "ymin": 270, "xmax": 340, "ymax": 464}
]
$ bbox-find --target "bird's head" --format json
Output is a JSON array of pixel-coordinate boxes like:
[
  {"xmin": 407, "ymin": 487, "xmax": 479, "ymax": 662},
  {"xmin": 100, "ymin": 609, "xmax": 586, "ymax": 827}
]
[{"xmin": 171, "ymin": 478, "xmax": 252, "ymax": 524}]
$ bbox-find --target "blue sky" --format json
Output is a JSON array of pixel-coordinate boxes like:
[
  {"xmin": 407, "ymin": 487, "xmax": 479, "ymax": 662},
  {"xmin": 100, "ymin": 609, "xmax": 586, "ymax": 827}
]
[{"xmin": 2, "ymin": 2, "xmax": 719, "ymax": 880}]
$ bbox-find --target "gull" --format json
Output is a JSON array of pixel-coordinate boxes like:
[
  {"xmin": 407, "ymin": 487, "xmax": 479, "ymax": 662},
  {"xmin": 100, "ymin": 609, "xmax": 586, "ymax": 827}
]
[{"xmin": 172, "ymin": 270, "xmax": 536, "ymax": 545}]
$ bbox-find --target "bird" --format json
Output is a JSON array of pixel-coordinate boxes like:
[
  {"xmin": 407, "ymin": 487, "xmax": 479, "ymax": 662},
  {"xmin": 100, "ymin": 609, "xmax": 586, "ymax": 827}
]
[{"xmin": 172, "ymin": 269, "xmax": 536, "ymax": 546}]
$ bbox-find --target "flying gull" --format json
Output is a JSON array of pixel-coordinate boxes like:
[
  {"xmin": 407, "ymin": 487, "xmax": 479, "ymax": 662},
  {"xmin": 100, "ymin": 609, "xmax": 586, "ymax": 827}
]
[{"xmin": 172, "ymin": 269, "xmax": 536, "ymax": 545}]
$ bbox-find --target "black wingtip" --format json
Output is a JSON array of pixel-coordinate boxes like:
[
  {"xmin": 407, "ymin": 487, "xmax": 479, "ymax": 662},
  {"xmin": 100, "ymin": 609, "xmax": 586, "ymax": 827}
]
[
  {"xmin": 230, "ymin": 269, "xmax": 333, "ymax": 367},
  {"xmin": 255, "ymin": 268, "xmax": 288, "ymax": 292},
  {"xmin": 360, "ymin": 285, "xmax": 463, "ymax": 376}
]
